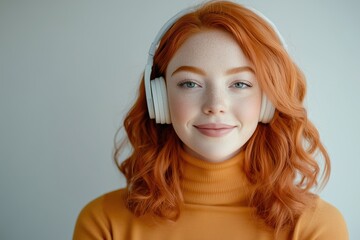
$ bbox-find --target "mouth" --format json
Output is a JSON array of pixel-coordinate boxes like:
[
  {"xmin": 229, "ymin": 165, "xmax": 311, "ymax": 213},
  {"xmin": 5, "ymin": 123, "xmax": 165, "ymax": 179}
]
[{"xmin": 194, "ymin": 123, "xmax": 236, "ymax": 137}]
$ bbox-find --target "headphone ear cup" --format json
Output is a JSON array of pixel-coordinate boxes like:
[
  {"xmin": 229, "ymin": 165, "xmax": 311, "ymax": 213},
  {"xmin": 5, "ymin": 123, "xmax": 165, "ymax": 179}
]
[
  {"xmin": 150, "ymin": 79, "xmax": 161, "ymax": 123},
  {"xmin": 259, "ymin": 93, "xmax": 275, "ymax": 123},
  {"xmin": 158, "ymin": 77, "xmax": 171, "ymax": 124},
  {"xmin": 151, "ymin": 77, "xmax": 171, "ymax": 124},
  {"xmin": 155, "ymin": 78, "xmax": 166, "ymax": 123}
]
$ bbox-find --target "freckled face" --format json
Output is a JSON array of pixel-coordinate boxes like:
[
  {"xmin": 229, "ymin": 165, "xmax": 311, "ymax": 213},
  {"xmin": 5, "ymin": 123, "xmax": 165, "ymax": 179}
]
[{"xmin": 165, "ymin": 29, "xmax": 262, "ymax": 163}]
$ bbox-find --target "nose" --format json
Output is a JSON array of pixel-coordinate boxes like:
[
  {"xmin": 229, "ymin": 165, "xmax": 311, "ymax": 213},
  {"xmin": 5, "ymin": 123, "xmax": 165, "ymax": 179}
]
[{"xmin": 202, "ymin": 88, "xmax": 228, "ymax": 115}]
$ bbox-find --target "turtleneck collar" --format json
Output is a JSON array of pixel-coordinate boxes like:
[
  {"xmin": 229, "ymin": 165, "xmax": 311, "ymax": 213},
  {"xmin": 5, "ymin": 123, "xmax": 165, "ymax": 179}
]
[{"xmin": 180, "ymin": 148, "xmax": 251, "ymax": 206}]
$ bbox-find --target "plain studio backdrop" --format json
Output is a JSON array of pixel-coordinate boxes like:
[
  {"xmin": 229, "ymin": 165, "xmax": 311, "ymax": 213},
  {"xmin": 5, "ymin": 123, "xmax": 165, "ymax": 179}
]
[{"xmin": 1, "ymin": 0, "xmax": 359, "ymax": 239}]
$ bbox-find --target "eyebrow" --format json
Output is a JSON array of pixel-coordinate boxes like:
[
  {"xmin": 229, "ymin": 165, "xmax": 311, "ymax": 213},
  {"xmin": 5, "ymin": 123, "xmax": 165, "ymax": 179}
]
[
  {"xmin": 226, "ymin": 66, "xmax": 255, "ymax": 75},
  {"xmin": 171, "ymin": 65, "xmax": 254, "ymax": 76},
  {"xmin": 171, "ymin": 66, "xmax": 206, "ymax": 76}
]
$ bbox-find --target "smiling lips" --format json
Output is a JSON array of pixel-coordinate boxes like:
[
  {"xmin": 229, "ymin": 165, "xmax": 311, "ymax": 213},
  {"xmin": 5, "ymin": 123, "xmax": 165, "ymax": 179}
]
[{"xmin": 194, "ymin": 123, "xmax": 236, "ymax": 137}]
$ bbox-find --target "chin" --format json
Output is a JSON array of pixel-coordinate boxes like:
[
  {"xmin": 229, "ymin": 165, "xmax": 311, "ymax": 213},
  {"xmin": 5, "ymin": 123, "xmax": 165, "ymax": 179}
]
[{"xmin": 184, "ymin": 143, "xmax": 243, "ymax": 162}]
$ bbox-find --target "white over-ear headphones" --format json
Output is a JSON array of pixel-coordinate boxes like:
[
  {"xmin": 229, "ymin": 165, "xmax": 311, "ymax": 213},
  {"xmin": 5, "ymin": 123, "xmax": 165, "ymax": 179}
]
[{"xmin": 144, "ymin": 4, "xmax": 286, "ymax": 124}]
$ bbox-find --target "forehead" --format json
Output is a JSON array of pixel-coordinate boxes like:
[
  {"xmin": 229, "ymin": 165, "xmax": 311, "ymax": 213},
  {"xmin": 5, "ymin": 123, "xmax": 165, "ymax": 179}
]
[{"xmin": 166, "ymin": 29, "xmax": 252, "ymax": 75}]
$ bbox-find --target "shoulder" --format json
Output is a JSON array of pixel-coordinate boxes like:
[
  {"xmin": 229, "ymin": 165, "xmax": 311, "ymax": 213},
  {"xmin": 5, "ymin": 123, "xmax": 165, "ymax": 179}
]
[
  {"xmin": 78, "ymin": 188, "xmax": 128, "ymax": 219},
  {"xmin": 73, "ymin": 188, "xmax": 129, "ymax": 239},
  {"xmin": 295, "ymin": 196, "xmax": 349, "ymax": 240}
]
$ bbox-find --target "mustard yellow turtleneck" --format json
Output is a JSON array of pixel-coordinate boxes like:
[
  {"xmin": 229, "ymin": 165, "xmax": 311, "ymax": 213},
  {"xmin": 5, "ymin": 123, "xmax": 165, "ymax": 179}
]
[
  {"xmin": 73, "ymin": 150, "xmax": 348, "ymax": 240},
  {"xmin": 181, "ymin": 150, "xmax": 250, "ymax": 206}
]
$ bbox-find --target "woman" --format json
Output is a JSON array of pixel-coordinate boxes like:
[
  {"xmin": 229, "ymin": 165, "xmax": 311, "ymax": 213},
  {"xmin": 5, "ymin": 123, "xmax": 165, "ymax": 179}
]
[{"xmin": 73, "ymin": 1, "xmax": 348, "ymax": 239}]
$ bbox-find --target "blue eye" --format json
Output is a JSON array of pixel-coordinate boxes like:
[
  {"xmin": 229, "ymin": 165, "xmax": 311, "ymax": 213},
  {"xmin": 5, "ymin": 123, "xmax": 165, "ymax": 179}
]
[
  {"xmin": 178, "ymin": 81, "xmax": 200, "ymax": 88},
  {"xmin": 232, "ymin": 82, "xmax": 251, "ymax": 89}
]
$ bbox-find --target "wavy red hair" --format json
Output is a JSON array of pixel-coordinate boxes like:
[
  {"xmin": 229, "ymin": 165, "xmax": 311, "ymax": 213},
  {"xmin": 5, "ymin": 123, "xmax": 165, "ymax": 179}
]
[{"xmin": 114, "ymin": 0, "xmax": 330, "ymax": 235}]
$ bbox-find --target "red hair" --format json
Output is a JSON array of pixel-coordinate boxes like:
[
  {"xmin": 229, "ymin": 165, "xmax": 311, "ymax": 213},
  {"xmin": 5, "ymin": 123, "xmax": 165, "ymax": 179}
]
[{"xmin": 114, "ymin": 0, "xmax": 330, "ymax": 235}]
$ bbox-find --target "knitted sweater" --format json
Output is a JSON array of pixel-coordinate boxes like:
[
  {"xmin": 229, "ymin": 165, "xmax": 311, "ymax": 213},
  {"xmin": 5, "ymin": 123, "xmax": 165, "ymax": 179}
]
[{"xmin": 73, "ymin": 151, "xmax": 348, "ymax": 239}]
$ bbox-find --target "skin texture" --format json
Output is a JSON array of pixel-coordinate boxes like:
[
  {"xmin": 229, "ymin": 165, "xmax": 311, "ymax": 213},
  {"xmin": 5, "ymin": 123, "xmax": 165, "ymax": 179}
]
[{"xmin": 166, "ymin": 29, "xmax": 262, "ymax": 162}]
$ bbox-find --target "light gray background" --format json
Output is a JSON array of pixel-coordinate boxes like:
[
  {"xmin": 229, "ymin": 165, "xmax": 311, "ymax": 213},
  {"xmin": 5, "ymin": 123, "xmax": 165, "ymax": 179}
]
[{"xmin": 1, "ymin": 0, "xmax": 359, "ymax": 239}]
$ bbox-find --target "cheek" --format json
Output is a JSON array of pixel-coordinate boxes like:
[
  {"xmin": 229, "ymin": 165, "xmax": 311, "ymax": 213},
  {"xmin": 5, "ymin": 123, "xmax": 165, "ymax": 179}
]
[
  {"xmin": 234, "ymin": 94, "xmax": 262, "ymax": 120},
  {"xmin": 168, "ymin": 92, "xmax": 194, "ymax": 124}
]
